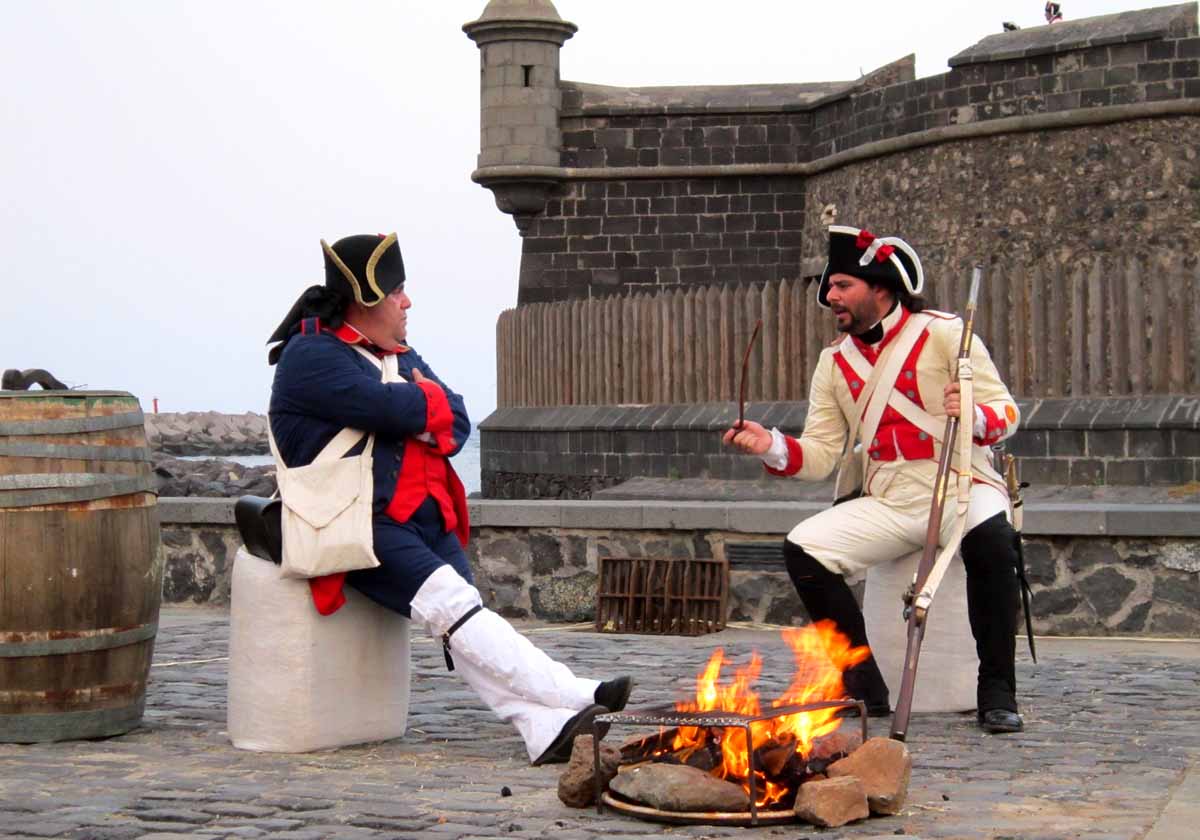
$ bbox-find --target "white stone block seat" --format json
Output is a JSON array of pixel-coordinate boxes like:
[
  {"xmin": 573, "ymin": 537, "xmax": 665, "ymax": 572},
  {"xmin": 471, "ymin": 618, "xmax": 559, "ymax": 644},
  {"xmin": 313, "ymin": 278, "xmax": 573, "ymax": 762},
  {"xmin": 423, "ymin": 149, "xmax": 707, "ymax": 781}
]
[
  {"xmin": 227, "ymin": 547, "xmax": 411, "ymax": 752},
  {"xmin": 861, "ymin": 550, "xmax": 976, "ymax": 714}
]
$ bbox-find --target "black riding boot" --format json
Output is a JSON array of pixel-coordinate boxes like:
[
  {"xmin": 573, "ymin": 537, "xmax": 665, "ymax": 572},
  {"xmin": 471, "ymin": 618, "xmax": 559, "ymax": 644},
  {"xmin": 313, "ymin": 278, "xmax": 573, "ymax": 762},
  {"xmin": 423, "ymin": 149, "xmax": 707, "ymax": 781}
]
[
  {"xmin": 783, "ymin": 539, "xmax": 890, "ymax": 714},
  {"xmin": 960, "ymin": 512, "xmax": 1023, "ymax": 732}
]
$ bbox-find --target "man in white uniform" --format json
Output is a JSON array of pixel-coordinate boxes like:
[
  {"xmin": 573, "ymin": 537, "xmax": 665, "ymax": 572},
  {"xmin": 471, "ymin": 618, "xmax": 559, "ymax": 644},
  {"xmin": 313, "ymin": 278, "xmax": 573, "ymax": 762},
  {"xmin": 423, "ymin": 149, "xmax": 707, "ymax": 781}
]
[{"xmin": 725, "ymin": 226, "xmax": 1025, "ymax": 734}]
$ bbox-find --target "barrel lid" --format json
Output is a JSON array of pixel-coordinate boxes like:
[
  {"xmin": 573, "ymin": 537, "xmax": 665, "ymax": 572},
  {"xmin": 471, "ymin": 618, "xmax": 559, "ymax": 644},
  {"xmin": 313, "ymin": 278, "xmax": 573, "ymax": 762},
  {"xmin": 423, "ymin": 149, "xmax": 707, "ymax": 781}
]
[{"xmin": 0, "ymin": 390, "xmax": 136, "ymax": 399}]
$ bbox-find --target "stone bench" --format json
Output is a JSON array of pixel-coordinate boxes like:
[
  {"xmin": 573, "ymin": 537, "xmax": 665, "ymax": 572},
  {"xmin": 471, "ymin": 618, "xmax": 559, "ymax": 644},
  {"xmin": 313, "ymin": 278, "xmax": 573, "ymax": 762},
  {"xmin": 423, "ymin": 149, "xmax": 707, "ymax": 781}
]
[{"xmin": 227, "ymin": 548, "xmax": 411, "ymax": 752}]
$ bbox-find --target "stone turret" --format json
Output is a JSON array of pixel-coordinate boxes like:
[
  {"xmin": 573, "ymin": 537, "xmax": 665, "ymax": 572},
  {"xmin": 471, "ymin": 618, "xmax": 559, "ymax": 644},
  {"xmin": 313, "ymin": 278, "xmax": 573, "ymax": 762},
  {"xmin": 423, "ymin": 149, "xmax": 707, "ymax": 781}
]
[{"xmin": 463, "ymin": 0, "xmax": 576, "ymax": 233}]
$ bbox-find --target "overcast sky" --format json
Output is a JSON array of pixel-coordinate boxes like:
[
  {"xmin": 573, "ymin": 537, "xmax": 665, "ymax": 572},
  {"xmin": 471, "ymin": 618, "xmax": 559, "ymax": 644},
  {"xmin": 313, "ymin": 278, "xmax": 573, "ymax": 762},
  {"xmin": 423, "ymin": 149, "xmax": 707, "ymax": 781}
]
[{"xmin": 2, "ymin": 1, "xmax": 1163, "ymax": 418}]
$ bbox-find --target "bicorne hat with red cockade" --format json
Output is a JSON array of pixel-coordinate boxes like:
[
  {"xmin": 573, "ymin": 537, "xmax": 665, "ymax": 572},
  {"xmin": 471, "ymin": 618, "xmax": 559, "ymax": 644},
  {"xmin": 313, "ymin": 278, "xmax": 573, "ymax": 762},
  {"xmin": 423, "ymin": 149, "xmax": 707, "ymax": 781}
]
[{"xmin": 816, "ymin": 225, "xmax": 924, "ymax": 308}]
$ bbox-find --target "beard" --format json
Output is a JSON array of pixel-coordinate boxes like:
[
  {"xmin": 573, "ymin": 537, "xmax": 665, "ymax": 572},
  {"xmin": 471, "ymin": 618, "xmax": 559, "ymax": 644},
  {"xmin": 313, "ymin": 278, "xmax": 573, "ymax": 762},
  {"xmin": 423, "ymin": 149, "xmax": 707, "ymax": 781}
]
[{"xmin": 832, "ymin": 306, "xmax": 871, "ymax": 334}]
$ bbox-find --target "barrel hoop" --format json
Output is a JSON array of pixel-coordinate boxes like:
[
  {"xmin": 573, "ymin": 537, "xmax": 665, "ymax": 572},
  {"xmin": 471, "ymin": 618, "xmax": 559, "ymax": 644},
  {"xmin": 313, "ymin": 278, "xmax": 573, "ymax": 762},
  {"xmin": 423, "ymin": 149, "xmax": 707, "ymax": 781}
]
[
  {"xmin": 0, "ymin": 621, "xmax": 158, "ymax": 658},
  {"xmin": 1, "ymin": 411, "xmax": 145, "ymax": 436},
  {"xmin": 0, "ymin": 474, "xmax": 157, "ymax": 507},
  {"xmin": 0, "ymin": 702, "xmax": 144, "ymax": 743},
  {"xmin": 0, "ymin": 442, "xmax": 152, "ymax": 462}
]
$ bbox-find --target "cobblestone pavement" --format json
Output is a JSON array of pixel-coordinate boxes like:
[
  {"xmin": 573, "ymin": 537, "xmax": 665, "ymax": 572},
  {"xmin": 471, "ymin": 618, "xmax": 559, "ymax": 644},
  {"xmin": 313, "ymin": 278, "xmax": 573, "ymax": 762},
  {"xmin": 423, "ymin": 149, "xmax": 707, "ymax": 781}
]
[{"xmin": 2, "ymin": 607, "xmax": 1198, "ymax": 840}]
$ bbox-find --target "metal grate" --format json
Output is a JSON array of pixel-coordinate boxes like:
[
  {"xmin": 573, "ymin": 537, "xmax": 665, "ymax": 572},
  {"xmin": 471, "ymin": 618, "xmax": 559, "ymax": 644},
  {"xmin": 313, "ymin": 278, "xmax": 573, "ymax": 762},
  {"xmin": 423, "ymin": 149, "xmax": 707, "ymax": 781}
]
[
  {"xmin": 595, "ymin": 556, "xmax": 728, "ymax": 636},
  {"xmin": 725, "ymin": 541, "xmax": 785, "ymax": 571}
]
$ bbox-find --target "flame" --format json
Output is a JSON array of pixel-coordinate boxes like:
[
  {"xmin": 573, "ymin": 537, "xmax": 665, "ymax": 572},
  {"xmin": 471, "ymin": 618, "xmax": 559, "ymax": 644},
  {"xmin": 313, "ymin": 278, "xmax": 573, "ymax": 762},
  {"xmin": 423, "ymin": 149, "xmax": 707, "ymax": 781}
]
[{"xmin": 668, "ymin": 620, "xmax": 870, "ymax": 807}]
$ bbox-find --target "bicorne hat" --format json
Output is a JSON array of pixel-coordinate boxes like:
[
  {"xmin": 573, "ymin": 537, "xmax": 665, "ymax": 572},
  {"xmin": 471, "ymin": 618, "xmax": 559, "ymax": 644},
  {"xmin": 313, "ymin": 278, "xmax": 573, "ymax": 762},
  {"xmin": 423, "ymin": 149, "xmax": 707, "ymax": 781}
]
[
  {"xmin": 816, "ymin": 225, "xmax": 924, "ymax": 308},
  {"xmin": 266, "ymin": 232, "xmax": 406, "ymax": 361},
  {"xmin": 321, "ymin": 232, "xmax": 405, "ymax": 306}
]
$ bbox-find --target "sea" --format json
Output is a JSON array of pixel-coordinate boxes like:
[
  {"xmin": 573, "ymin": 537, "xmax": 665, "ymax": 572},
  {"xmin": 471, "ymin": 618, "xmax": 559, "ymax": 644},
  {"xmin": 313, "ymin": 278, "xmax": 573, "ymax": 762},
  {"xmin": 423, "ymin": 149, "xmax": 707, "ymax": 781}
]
[{"xmin": 180, "ymin": 426, "xmax": 483, "ymax": 496}]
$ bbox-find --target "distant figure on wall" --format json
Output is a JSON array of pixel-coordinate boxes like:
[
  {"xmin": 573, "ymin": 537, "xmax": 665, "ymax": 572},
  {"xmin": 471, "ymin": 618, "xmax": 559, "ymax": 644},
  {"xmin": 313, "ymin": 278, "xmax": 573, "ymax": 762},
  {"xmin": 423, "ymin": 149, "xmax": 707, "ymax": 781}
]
[
  {"xmin": 1045, "ymin": 2, "xmax": 1063, "ymax": 23},
  {"xmin": 1, "ymin": 369, "xmax": 68, "ymax": 390}
]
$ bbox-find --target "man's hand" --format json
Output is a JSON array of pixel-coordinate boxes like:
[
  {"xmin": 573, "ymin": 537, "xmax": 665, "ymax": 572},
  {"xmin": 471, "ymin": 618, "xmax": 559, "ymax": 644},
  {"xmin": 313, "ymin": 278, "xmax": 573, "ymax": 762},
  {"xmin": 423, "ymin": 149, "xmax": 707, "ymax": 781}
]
[
  {"xmin": 411, "ymin": 368, "xmax": 427, "ymax": 384},
  {"xmin": 722, "ymin": 420, "xmax": 772, "ymax": 455},
  {"xmin": 943, "ymin": 381, "xmax": 961, "ymax": 418}
]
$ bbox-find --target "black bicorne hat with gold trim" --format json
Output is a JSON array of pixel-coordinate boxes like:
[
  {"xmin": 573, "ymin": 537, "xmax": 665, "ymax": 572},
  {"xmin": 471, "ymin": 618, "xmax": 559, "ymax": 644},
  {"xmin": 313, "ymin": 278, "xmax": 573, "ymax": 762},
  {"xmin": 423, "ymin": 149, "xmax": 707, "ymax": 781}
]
[
  {"xmin": 816, "ymin": 225, "xmax": 924, "ymax": 308},
  {"xmin": 267, "ymin": 232, "xmax": 406, "ymax": 362},
  {"xmin": 321, "ymin": 232, "xmax": 405, "ymax": 306}
]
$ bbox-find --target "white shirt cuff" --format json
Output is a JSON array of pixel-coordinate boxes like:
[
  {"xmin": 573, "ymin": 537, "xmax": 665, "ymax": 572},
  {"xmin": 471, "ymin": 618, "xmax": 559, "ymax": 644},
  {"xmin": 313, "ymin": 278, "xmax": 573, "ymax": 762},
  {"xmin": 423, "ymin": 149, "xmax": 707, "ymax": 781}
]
[
  {"xmin": 761, "ymin": 427, "xmax": 790, "ymax": 470},
  {"xmin": 973, "ymin": 405, "xmax": 987, "ymax": 439}
]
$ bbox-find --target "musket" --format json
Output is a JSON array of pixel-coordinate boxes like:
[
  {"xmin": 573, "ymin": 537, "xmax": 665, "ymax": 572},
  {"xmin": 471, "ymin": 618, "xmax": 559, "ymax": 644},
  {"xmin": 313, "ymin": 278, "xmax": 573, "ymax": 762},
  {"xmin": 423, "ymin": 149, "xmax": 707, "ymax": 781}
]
[
  {"xmin": 1004, "ymin": 452, "xmax": 1038, "ymax": 662},
  {"xmin": 890, "ymin": 266, "xmax": 983, "ymax": 742},
  {"xmin": 736, "ymin": 319, "xmax": 763, "ymax": 428}
]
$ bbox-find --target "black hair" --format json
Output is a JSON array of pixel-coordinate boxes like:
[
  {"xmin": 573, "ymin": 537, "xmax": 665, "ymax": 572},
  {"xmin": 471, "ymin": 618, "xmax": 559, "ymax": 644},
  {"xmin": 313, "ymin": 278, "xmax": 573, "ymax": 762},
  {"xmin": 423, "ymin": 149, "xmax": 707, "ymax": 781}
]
[{"xmin": 266, "ymin": 285, "xmax": 350, "ymax": 365}]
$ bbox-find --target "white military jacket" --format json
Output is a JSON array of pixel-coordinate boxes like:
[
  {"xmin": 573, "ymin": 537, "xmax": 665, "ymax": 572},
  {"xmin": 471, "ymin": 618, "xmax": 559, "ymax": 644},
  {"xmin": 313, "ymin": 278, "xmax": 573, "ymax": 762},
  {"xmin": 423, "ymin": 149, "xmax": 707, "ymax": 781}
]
[{"xmin": 765, "ymin": 304, "xmax": 1019, "ymax": 500}]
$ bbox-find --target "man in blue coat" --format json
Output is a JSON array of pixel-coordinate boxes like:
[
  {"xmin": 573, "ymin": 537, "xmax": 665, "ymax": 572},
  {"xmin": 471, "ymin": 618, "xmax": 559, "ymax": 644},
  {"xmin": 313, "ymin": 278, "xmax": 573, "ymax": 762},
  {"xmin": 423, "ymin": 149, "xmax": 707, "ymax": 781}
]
[{"xmin": 267, "ymin": 232, "xmax": 632, "ymax": 764}]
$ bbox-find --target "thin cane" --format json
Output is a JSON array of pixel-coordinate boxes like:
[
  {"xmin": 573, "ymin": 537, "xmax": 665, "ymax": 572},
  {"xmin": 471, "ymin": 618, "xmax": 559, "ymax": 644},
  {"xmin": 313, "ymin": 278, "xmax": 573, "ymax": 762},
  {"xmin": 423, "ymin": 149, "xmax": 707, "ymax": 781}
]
[{"xmin": 737, "ymin": 319, "xmax": 763, "ymax": 428}]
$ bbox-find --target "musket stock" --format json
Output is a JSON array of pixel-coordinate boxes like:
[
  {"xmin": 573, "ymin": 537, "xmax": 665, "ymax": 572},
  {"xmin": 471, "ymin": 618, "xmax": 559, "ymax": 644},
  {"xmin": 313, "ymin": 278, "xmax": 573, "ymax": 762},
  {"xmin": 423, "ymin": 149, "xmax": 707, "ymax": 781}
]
[{"xmin": 890, "ymin": 266, "xmax": 983, "ymax": 742}]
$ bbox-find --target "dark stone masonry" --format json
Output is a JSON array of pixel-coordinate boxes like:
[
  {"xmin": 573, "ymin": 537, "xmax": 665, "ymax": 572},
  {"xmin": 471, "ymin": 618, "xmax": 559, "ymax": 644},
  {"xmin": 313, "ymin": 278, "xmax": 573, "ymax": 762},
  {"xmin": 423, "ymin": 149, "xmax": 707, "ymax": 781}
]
[
  {"xmin": 481, "ymin": 395, "xmax": 1200, "ymax": 498},
  {"xmin": 497, "ymin": 4, "xmax": 1200, "ymax": 303}
]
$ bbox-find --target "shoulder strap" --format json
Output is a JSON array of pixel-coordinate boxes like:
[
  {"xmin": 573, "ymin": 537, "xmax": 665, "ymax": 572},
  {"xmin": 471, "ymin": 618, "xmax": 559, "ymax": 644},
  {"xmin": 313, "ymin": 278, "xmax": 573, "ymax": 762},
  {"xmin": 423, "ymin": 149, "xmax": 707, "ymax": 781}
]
[
  {"xmin": 832, "ymin": 313, "xmax": 934, "ymax": 498},
  {"xmin": 856, "ymin": 313, "xmax": 934, "ymax": 458}
]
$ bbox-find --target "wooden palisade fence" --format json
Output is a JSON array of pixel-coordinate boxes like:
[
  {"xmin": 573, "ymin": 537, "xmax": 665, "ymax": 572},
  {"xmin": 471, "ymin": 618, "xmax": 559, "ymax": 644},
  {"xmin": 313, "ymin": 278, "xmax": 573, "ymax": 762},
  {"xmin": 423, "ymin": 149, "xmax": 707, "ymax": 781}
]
[{"xmin": 496, "ymin": 255, "xmax": 1200, "ymax": 408}]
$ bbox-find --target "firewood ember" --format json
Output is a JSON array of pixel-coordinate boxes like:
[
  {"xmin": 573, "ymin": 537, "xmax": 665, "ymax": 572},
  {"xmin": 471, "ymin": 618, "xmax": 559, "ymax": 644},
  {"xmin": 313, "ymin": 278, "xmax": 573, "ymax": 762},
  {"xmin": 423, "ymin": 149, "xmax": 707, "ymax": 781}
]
[
  {"xmin": 752, "ymin": 736, "xmax": 799, "ymax": 777},
  {"xmin": 557, "ymin": 735, "xmax": 621, "ymax": 808},
  {"xmin": 610, "ymin": 763, "xmax": 750, "ymax": 813},
  {"xmin": 619, "ymin": 728, "xmax": 679, "ymax": 762},
  {"xmin": 827, "ymin": 736, "xmax": 912, "ymax": 816},
  {"xmin": 793, "ymin": 776, "xmax": 870, "ymax": 827},
  {"xmin": 620, "ymin": 728, "xmax": 723, "ymax": 772}
]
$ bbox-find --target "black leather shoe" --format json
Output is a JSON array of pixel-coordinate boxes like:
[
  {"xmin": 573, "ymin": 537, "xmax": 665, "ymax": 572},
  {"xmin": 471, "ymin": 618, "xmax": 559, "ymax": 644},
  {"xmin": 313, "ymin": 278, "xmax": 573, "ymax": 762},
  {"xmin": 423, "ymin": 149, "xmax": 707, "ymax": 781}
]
[
  {"xmin": 978, "ymin": 709, "xmax": 1024, "ymax": 733},
  {"xmin": 594, "ymin": 676, "xmax": 634, "ymax": 713},
  {"xmin": 531, "ymin": 704, "xmax": 610, "ymax": 766}
]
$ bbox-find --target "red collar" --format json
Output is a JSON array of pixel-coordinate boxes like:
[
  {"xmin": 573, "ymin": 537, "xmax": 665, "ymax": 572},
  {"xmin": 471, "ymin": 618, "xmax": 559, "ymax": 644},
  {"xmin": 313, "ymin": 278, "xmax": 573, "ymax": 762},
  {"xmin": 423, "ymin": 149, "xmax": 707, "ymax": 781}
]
[{"xmin": 330, "ymin": 321, "xmax": 407, "ymax": 355}]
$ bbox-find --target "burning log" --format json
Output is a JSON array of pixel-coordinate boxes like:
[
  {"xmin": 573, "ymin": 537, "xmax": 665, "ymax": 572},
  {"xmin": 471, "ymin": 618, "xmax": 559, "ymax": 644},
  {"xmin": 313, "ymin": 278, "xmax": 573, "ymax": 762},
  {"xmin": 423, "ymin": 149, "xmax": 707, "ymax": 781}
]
[
  {"xmin": 753, "ymin": 735, "xmax": 798, "ymax": 778},
  {"xmin": 619, "ymin": 727, "xmax": 722, "ymax": 773}
]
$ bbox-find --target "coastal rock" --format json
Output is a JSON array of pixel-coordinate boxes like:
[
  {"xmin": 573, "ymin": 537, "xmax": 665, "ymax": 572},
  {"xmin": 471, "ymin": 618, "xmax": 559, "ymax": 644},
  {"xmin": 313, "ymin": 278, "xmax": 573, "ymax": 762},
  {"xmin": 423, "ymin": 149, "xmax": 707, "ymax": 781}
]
[
  {"xmin": 145, "ymin": 411, "xmax": 268, "ymax": 457},
  {"xmin": 153, "ymin": 455, "xmax": 276, "ymax": 498}
]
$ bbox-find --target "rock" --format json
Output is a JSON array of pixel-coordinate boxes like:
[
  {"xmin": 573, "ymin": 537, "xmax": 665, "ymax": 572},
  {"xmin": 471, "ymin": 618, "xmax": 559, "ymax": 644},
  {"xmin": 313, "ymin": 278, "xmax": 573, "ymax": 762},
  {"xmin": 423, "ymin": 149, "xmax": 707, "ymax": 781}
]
[
  {"xmin": 827, "ymin": 736, "xmax": 911, "ymax": 816},
  {"xmin": 793, "ymin": 776, "xmax": 870, "ymax": 827},
  {"xmin": 608, "ymin": 763, "xmax": 749, "ymax": 813},
  {"xmin": 557, "ymin": 735, "xmax": 620, "ymax": 808},
  {"xmin": 145, "ymin": 412, "xmax": 268, "ymax": 457},
  {"xmin": 807, "ymin": 726, "xmax": 864, "ymax": 771},
  {"xmin": 152, "ymin": 455, "xmax": 276, "ymax": 498}
]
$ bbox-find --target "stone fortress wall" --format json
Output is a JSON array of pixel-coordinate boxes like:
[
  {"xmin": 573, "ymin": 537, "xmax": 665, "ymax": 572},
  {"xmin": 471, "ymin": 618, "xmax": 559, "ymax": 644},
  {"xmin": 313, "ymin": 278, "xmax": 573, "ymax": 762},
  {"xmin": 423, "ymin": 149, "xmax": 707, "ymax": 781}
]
[{"xmin": 461, "ymin": 1, "xmax": 1200, "ymax": 498}]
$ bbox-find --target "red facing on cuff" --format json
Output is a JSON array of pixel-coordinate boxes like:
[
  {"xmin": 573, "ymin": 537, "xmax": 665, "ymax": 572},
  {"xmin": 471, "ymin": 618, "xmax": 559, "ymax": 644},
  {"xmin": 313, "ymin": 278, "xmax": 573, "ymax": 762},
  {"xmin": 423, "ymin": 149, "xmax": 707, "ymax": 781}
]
[
  {"xmin": 765, "ymin": 435, "xmax": 804, "ymax": 477},
  {"xmin": 415, "ymin": 379, "xmax": 456, "ymax": 454},
  {"xmin": 973, "ymin": 404, "xmax": 1008, "ymax": 445},
  {"xmin": 309, "ymin": 573, "xmax": 347, "ymax": 615}
]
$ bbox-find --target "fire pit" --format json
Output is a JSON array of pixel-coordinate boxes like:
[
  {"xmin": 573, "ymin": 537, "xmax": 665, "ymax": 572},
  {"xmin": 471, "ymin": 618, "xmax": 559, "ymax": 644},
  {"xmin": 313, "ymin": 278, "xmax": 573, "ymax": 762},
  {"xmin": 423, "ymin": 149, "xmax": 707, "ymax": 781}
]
[
  {"xmin": 581, "ymin": 621, "xmax": 906, "ymax": 828},
  {"xmin": 593, "ymin": 700, "xmax": 868, "ymax": 826}
]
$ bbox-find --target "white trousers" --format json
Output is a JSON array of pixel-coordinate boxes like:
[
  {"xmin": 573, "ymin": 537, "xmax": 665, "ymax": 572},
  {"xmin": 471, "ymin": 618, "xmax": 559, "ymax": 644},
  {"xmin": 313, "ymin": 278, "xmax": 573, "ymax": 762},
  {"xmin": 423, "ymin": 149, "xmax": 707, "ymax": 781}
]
[
  {"xmin": 409, "ymin": 565, "xmax": 600, "ymax": 762},
  {"xmin": 786, "ymin": 474, "xmax": 1010, "ymax": 579}
]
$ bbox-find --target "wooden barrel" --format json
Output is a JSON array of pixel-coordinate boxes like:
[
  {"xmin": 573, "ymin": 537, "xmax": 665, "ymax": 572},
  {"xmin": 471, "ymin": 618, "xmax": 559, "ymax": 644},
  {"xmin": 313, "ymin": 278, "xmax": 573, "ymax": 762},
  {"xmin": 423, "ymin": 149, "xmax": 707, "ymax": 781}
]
[{"xmin": 0, "ymin": 391, "xmax": 161, "ymax": 742}]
